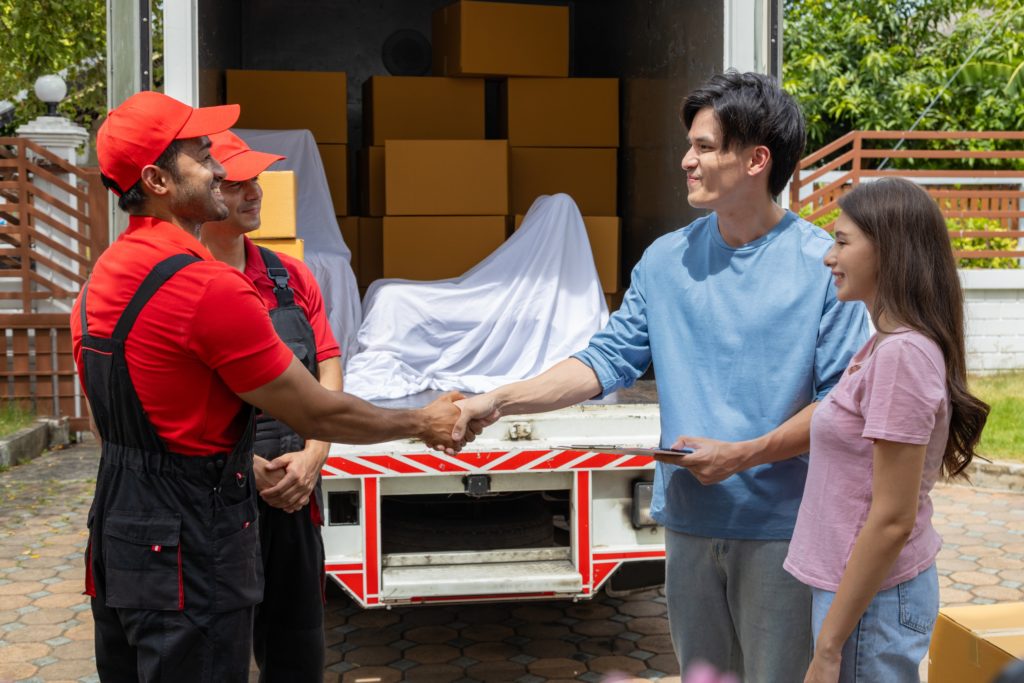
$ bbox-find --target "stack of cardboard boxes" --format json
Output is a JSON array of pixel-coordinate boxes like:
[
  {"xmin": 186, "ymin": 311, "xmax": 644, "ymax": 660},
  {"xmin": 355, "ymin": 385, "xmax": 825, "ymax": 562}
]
[
  {"xmin": 225, "ymin": 69, "xmax": 350, "ymax": 255},
  {"xmin": 353, "ymin": 76, "xmax": 505, "ymax": 286},
  {"xmin": 352, "ymin": 0, "xmax": 622, "ymax": 306}
]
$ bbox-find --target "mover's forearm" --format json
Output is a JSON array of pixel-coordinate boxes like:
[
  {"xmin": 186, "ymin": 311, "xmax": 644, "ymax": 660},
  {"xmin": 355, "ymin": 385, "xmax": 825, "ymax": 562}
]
[{"xmin": 240, "ymin": 358, "xmax": 429, "ymax": 445}]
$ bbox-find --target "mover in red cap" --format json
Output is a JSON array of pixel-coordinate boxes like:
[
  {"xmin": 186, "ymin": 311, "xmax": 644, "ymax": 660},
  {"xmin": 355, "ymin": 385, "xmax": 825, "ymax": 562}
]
[
  {"xmin": 203, "ymin": 130, "xmax": 339, "ymax": 682},
  {"xmin": 73, "ymin": 92, "xmax": 485, "ymax": 682}
]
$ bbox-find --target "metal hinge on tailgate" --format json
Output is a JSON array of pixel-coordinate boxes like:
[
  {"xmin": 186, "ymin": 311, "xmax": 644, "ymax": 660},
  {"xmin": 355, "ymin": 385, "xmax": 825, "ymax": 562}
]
[{"xmin": 507, "ymin": 421, "xmax": 533, "ymax": 440}]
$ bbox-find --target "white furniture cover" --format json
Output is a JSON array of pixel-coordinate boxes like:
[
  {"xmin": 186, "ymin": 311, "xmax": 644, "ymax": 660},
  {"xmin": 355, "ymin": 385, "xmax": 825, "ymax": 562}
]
[{"xmin": 344, "ymin": 194, "xmax": 609, "ymax": 399}]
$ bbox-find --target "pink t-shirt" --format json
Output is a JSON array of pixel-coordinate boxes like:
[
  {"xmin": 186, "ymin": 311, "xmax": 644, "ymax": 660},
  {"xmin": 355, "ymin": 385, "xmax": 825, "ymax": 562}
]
[{"xmin": 784, "ymin": 329, "xmax": 949, "ymax": 591}]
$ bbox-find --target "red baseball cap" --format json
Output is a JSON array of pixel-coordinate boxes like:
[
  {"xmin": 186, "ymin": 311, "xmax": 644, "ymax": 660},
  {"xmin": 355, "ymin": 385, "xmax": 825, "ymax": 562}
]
[
  {"xmin": 209, "ymin": 131, "xmax": 285, "ymax": 182},
  {"xmin": 97, "ymin": 91, "xmax": 240, "ymax": 195}
]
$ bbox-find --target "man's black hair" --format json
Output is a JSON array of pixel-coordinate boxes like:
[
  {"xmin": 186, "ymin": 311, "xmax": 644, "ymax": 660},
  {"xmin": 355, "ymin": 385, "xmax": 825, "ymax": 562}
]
[
  {"xmin": 681, "ymin": 71, "xmax": 806, "ymax": 197},
  {"xmin": 102, "ymin": 140, "xmax": 185, "ymax": 213}
]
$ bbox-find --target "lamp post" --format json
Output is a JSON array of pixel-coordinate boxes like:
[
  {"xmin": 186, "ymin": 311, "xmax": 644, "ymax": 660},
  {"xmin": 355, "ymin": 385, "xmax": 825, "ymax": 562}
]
[
  {"xmin": 34, "ymin": 75, "xmax": 68, "ymax": 117},
  {"xmin": 15, "ymin": 73, "xmax": 91, "ymax": 316}
]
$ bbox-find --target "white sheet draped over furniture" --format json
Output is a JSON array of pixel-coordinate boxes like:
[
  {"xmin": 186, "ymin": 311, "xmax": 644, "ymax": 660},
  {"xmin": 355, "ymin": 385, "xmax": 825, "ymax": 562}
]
[{"xmin": 345, "ymin": 194, "xmax": 609, "ymax": 399}]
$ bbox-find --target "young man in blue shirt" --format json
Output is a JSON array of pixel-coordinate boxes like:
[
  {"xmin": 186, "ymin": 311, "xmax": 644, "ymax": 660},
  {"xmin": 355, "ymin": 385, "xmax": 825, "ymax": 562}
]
[{"xmin": 453, "ymin": 71, "xmax": 869, "ymax": 681}]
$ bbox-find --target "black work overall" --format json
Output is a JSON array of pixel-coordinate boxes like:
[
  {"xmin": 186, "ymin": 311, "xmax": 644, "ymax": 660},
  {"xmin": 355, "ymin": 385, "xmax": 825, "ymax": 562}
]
[
  {"xmin": 81, "ymin": 254, "xmax": 263, "ymax": 682},
  {"xmin": 251, "ymin": 246, "xmax": 327, "ymax": 683}
]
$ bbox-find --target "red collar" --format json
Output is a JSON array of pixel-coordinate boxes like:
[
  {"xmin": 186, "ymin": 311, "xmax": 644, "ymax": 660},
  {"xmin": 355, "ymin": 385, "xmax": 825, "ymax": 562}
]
[{"xmin": 123, "ymin": 215, "xmax": 216, "ymax": 261}]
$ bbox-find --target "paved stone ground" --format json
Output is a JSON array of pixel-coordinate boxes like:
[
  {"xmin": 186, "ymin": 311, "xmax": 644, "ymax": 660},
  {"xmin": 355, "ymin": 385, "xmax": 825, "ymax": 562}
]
[{"xmin": 1, "ymin": 442, "xmax": 1023, "ymax": 683}]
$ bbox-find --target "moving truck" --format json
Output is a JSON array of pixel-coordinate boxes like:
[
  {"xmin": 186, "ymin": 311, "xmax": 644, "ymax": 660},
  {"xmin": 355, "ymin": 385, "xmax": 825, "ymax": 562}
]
[{"xmin": 108, "ymin": 0, "xmax": 782, "ymax": 608}]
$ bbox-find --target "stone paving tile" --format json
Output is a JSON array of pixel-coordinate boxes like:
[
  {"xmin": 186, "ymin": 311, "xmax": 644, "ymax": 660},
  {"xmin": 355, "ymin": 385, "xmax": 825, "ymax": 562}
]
[{"xmin": 3, "ymin": 444, "xmax": 1024, "ymax": 682}]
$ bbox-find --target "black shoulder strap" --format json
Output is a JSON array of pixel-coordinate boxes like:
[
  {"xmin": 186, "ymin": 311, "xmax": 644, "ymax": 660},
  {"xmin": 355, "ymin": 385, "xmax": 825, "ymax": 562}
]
[
  {"xmin": 111, "ymin": 253, "xmax": 202, "ymax": 342},
  {"xmin": 257, "ymin": 245, "xmax": 296, "ymax": 308}
]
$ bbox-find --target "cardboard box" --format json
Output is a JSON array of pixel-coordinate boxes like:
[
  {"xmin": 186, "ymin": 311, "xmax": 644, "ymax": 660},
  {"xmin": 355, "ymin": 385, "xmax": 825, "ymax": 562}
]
[
  {"xmin": 605, "ymin": 290, "xmax": 625, "ymax": 313},
  {"xmin": 251, "ymin": 171, "xmax": 296, "ymax": 239},
  {"xmin": 359, "ymin": 146, "xmax": 385, "ymax": 216},
  {"xmin": 510, "ymin": 147, "xmax": 617, "ymax": 215},
  {"xmin": 385, "ymin": 140, "xmax": 508, "ymax": 216},
  {"xmin": 929, "ymin": 603, "xmax": 1024, "ymax": 683},
  {"xmin": 252, "ymin": 238, "xmax": 304, "ymax": 261},
  {"xmin": 501, "ymin": 78, "xmax": 619, "ymax": 147},
  {"xmin": 318, "ymin": 144, "xmax": 348, "ymax": 215},
  {"xmin": 432, "ymin": 1, "xmax": 569, "ymax": 78},
  {"xmin": 382, "ymin": 216, "xmax": 507, "ymax": 280},
  {"xmin": 514, "ymin": 214, "xmax": 620, "ymax": 293},
  {"xmin": 363, "ymin": 76, "xmax": 485, "ymax": 145},
  {"xmin": 338, "ymin": 215, "xmax": 359, "ymax": 257},
  {"xmin": 227, "ymin": 70, "xmax": 347, "ymax": 143},
  {"xmin": 357, "ymin": 217, "xmax": 383, "ymax": 288}
]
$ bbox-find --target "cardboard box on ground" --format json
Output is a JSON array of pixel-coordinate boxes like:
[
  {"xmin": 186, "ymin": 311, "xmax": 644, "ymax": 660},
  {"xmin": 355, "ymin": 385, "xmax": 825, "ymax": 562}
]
[{"xmin": 929, "ymin": 602, "xmax": 1024, "ymax": 683}]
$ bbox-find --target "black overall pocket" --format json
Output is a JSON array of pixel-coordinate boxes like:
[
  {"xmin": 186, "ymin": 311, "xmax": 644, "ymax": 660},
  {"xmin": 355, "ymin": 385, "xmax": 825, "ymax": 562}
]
[
  {"xmin": 102, "ymin": 512, "xmax": 183, "ymax": 610},
  {"xmin": 212, "ymin": 495, "xmax": 263, "ymax": 611}
]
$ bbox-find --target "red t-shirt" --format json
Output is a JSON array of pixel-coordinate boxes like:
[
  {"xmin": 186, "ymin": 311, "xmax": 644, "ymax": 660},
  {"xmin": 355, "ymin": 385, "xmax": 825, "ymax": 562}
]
[
  {"xmin": 241, "ymin": 237, "xmax": 340, "ymax": 364},
  {"xmin": 71, "ymin": 216, "xmax": 294, "ymax": 456}
]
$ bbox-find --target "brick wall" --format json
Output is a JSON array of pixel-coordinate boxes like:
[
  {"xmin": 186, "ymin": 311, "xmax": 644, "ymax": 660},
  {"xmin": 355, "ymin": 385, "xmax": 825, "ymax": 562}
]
[{"xmin": 961, "ymin": 270, "xmax": 1024, "ymax": 374}]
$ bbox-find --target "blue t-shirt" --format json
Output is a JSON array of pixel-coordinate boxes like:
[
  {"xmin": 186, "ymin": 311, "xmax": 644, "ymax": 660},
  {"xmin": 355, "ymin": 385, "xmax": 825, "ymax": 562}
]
[{"xmin": 573, "ymin": 210, "xmax": 869, "ymax": 540}]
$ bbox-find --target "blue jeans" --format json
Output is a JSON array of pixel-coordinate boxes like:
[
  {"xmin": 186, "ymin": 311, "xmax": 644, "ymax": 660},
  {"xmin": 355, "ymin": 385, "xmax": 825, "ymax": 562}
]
[{"xmin": 811, "ymin": 564, "xmax": 939, "ymax": 683}]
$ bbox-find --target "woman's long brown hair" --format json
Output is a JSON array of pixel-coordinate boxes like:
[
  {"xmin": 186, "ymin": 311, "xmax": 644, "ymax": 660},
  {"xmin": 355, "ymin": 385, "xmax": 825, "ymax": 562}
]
[{"xmin": 838, "ymin": 178, "xmax": 989, "ymax": 479}]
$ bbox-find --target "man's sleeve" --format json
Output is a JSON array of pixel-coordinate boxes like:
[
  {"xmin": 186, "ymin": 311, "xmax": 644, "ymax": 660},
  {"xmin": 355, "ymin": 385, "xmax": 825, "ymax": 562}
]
[
  {"xmin": 571, "ymin": 258, "xmax": 653, "ymax": 398},
  {"xmin": 814, "ymin": 280, "xmax": 870, "ymax": 401},
  {"xmin": 290, "ymin": 259, "xmax": 341, "ymax": 363},
  {"xmin": 187, "ymin": 269, "xmax": 295, "ymax": 393}
]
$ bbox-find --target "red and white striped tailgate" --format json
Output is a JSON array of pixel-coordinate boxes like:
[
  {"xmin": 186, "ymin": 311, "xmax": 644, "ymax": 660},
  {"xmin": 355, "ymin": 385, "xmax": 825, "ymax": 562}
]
[{"xmin": 322, "ymin": 449, "xmax": 656, "ymax": 478}]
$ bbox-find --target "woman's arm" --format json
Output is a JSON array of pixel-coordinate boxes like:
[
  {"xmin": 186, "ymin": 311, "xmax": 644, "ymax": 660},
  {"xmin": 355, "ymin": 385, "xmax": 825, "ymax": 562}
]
[{"xmin": 805, "ymin": 438, "xmax": 928, "ymax": 683}]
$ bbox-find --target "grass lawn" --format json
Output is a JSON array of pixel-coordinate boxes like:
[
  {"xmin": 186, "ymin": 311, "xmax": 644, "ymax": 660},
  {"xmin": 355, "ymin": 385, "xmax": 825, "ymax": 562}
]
[
  {"xmin": 970, "ymin": 371, "xmax": 1024, "ymax": 462},
  {"xmin": 0, "ymin": 401, "xmax": 35, "ymax": 438}
]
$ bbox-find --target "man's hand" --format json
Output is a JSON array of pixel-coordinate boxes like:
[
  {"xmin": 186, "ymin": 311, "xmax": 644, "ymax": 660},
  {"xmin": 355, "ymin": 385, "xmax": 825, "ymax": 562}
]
[
  {"xmin": 654, "ymin": 436, "xmax": 754, "ymax": 485},
  {"xmin": 253, "ymin": 455, "xmax": 285, "ymax": 492},
  {"xmin": 452, "ymin": 394, "xmax": 501, "ymax": 442},
  {"xmin": 418, "ymin": 391, "xmax": 483, "ymax": 454},
  {"xmin": 259, "ymin": 449, "xmax": 323, "ymax": 513}
]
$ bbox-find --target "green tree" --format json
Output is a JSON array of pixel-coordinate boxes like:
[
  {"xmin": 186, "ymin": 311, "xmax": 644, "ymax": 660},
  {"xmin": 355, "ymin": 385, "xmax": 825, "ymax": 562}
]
[
  {"xmin": 0, "ymin": 0, "xmax": 107, "ymax": 136},
  {"xmin": 783, "ymin": 0, "xmax": 1024, "ymax": 152}
]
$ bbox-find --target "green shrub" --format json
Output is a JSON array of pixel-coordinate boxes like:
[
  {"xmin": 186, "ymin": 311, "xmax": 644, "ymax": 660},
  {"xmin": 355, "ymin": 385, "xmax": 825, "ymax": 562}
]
[{"xmin": 947, "ymin": 217, "xmax": 1020, "ymax": 269}]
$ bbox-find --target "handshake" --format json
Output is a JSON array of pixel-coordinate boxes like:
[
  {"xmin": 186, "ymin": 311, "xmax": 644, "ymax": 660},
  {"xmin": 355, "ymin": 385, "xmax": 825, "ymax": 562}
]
[{"xmin": 416, "ymin": 392, "xmax": 501, "ymax": 455}]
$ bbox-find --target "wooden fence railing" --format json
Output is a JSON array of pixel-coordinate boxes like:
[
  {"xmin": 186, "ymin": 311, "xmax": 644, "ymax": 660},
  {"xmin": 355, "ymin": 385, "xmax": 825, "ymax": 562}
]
[
  {"xmin": 0, "ymin": 137, "xmax": 107, "ymax": 429},
  {"xmin": 789, "ymin": 131, "xmax": 1024, "ymax": 262}
]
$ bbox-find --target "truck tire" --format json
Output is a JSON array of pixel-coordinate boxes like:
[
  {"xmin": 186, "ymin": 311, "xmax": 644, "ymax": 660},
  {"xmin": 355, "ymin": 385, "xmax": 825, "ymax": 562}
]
[{"xmin": 383, "ymin": 494, "xmax": 554, "ymax": 553}]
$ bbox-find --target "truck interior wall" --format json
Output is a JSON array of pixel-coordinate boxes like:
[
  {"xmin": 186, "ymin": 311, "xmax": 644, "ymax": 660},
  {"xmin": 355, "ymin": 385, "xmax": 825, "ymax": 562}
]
[{"xmin": 196, "ymin": 0, "xmax": 724, "ymax": 290}]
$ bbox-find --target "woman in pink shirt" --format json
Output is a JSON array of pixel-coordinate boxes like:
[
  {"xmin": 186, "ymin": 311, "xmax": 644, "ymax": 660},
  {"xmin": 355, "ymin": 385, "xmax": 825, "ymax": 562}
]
[{"xmin": 783, "ymin": 178, "xmax": 990, "ymax": 682}]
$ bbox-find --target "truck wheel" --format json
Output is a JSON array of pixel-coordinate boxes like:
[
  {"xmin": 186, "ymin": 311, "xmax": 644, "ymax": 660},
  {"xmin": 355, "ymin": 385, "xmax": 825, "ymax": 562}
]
[{"xmin": 383, "ymin": 494, "xmax": 554, "ymax": 553}]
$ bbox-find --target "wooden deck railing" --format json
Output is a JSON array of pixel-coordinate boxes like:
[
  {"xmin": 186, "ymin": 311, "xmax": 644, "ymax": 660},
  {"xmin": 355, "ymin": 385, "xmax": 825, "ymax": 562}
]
[
  {"xmin": 0, "ymin": 137, "xmax": 107, "ymax": 429},
  {"xmin": 789, "ymin": 131, "xmax": 1024, "ymax": 262}
]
